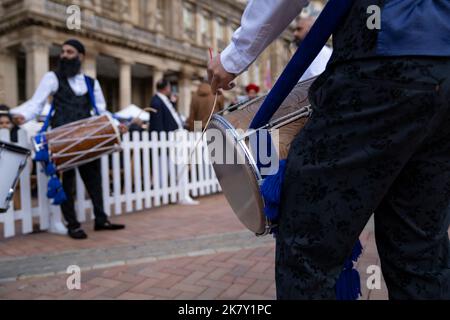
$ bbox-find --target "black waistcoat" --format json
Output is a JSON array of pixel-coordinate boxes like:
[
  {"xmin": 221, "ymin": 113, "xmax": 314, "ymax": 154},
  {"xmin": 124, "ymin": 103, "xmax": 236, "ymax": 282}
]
[
  {"xmin": 328, "ymin": 0, "xmax": 385, "ymax": 67},
  {"xmin": 51, "ymin": 72, "xmax": 95, "ymax": 128}
]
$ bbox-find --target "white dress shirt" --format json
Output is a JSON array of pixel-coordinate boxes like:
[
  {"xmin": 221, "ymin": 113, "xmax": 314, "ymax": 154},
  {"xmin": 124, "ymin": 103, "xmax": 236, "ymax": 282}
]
[
  {"xmin": 12, "ymin": 71, "xmax": 109, "ymax": 122},
  {"xmin": 156, "ymin": 93, "xmax": 184, "ymax": 130},
  {"xmin": 221, "ymin": 0, "xmax": 310, "ymax": 75},
  {"xmin": 300, "ymin": 45, "xmax": 333, "ymax": 81}
]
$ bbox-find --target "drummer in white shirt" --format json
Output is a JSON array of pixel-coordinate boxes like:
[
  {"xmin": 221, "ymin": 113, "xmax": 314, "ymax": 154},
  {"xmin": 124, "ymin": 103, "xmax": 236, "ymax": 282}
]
[{"xmin": 11, "ymin": 39, "xmax": 127, "ymax": 240}]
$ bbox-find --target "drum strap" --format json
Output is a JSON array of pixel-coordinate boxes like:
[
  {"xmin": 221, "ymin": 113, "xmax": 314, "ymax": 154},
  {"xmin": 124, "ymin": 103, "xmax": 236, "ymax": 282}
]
[
  {"xmin": 249, "ymin": 0, "xmax": 354, "ymax": 130},
  {"xmin": 249, "ymin": 0, "xmax": 355, "ymax": 176},
  {"xmin": 84, "ymin": 75, "xmax": 100, "ymax": 116}
]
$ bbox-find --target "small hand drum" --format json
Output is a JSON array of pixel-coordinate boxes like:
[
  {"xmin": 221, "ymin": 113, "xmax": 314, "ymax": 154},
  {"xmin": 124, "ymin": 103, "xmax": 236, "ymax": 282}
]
[
  {"xmin": 0, "ymin": 141, "xmax": 31, "ymax": 213},
  {"xmin": 207, "ymin": 78, "xmax": 315, "ymax": 236}
]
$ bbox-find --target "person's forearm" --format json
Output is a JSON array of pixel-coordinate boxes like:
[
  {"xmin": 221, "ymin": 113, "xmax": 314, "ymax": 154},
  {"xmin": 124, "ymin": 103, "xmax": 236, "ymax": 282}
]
[
  {"xmin": 11, "ymin": 72, "xmax": 56, "ymax": 122},
  {"xmin": 221, "ymin": 0, "xmax": 309, "ymax": 75}
]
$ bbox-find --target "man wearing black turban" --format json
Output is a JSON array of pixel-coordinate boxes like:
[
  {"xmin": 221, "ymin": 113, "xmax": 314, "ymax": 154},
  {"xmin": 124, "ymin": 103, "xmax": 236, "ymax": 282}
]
[{"xmin": 12, "ymin": 39, "xmax": 127, "ymax": 240}]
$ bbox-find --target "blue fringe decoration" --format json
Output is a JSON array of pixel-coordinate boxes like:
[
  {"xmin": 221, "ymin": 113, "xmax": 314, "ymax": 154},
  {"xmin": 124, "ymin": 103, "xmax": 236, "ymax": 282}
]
[
  {"xmin": 45, "ymin": 163, "xmax": 57, "ymax": 176},
  {"xmin": 34, "ymin": 136, "xmax": 67, "ymax": 205},
  {"xmin": 260, "ymin": 160, "xmax": 287, "ymax": 221},
  {"xmin": 34, "ymin": 135, "xmax": 50, "ymax": 162},
  {"xmin": 34, "ymin": 149, "xmax": 50, "ymax": 163},
  {"xmin": 46, "ymin": 175, "xmax": 67, "ymax": 205},
  {"xmin": 53, "ymin": 188, "xmax": 68, "ymax": 205},
  {"xmin": 33, "ymin": 103, "xmax": 67, "ymax": 205},
  {"xmin": 261, "ymin": 159, "xmax": 363, "ymax": 300},
  {"xmin": 336, "ymin": 242, "xmax": 363, "ymax": 300}
]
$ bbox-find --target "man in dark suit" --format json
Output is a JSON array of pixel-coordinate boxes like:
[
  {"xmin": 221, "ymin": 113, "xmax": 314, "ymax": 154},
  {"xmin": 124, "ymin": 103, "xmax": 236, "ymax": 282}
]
[
  {"xmin": 149, "ymin": 80, "xmax": 184, "ymax": 133},
  {"xmin": 149, "ymin": 79, "xmax": 199, "ymax": 205}
]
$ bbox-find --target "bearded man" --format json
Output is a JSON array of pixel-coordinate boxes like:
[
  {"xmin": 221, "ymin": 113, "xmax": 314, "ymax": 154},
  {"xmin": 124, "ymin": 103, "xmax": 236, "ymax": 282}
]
[{"xmin": 12, "ymin": 39, "xmax": 127, "ymax": 240}]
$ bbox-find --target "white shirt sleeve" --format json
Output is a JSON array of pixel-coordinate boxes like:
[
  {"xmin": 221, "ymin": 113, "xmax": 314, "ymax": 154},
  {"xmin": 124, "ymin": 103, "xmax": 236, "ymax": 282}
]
[
  {"xmin": 221, "ymin": 0, "xmax": 310, "ymax": 75},
  {"xmin": 94, "ymin": 80, "xmax": 107, "ymax": 115},
  {"xmin": 300, "ymin": 46, "xmax": 333, "ymax": 81},
  {"xmin": 94, "ymin": 79, "xmax": 120, "ymax": 125},
  {"xmin": 11, "ymin": 72, "xmax": 58, "ymax": 122}
]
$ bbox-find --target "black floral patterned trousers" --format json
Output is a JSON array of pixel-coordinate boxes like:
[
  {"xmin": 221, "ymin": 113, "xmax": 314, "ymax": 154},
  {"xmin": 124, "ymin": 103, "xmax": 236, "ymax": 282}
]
[{"xmin": 276, "ymin": 57, "xmax": 450, "ymax": 300}]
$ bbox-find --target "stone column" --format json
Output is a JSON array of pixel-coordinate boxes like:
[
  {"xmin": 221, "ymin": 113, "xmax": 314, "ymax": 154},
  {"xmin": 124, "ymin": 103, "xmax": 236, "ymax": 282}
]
[
  {"xmin": 195, "ymin": 6, "xmax": 202, "ymax": 45},
  {"xmin": 210, "ymin": 14, "xmax": 218, "ymax": 54},
  {"xmin": 178, "ymin": 70, "xmax": 193, "ymax": 118},
  {"xmin": 24, "ymin": 40, "xmax": 49, "ymax": 99},
  {"xmin": 119, "ymin": 59, "xmax": 133, "ymax": 109},
  {"xmin": 131, "ymin": 0, "xmax": 140, "ymax": 24},
  {"xmin": 0, "ymin": 49, "xmax": 19, "ymax": 107},
  {"xmin": 171, "ymin": 0, "xmax": 183, "ymax": 39},
  {"xmin": 83, "ymin": 51, "xmax": 97, "ymax": 78},
  {"xmin": 146, "ymin": 0, "xmax": 158, "ymax": 30}
]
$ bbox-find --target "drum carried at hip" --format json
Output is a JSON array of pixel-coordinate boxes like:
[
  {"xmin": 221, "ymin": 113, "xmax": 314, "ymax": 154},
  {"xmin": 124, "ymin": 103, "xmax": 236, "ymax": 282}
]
[
  {"xmin": 33, "ymin": 114, "xmax": 122, "ymax": 172},
  {"xmin": 206, "ymin": 77, "xmax": 315, "ymax": 236}
]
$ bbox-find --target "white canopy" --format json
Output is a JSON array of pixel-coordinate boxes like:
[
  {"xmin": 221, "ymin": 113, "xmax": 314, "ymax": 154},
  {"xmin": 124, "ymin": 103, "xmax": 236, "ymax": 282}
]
[{"xmin": 115, "ymin": 104, "xmax": 150, "ymax": 122}]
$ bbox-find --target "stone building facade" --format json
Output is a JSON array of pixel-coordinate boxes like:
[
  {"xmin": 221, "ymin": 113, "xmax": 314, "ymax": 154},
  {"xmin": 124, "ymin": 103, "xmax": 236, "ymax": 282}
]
[{"xmin": 0, "ymin": 0, "xmax": 324, "ymax": 117}]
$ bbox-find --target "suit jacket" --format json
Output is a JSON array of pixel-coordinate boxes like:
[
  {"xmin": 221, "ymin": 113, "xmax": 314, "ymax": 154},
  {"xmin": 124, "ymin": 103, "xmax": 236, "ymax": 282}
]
[{"xmin": 149, "ymin": 94, "xmax": 180, "ymax": 133}]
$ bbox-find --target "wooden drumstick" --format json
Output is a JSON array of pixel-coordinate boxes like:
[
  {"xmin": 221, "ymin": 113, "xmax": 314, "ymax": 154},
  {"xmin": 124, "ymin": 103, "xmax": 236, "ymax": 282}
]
[
  {"xmin": 144, "ymin": 107, "xmax": 158, "ymax": 114},
  {"xmin": 126, "ymin": 107, "xmax": 157, "ymax": 126}
]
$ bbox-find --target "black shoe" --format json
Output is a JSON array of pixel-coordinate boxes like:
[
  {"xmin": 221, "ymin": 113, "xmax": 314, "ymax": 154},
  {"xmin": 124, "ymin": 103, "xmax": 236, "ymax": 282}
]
[
  {"xmin": 94, "ymin": 221, "xmax": 125, "ymax": 231},
  {"xmin": 68, "ymin": 228, "xmax": 88, "ymax": 240}
]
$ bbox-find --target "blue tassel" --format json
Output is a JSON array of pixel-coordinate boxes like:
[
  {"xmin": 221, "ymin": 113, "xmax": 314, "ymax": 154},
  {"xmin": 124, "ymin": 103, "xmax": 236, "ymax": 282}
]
[
  {"xmin": 263, "ymin": 204, "xmax": 279, "ymax": 221},
  {"xmin": 45, "ymin": 163, "xmax": 57, "ymax": 176},
  {"xmin": 261, "ymin": 159, "xmax": 363, "ymax": 300},
  {"xmin": 336, "ymin": 266, "xmax": 361, "ymax": 300},
  {"xmin": 52, "ymin": 189, "xmax": 67, "ymax": 205},
  {"xmin": 260, "ymin": 160, "xmax": 287, "ymax": 221},
  {"xmin": 47, "ymin": 175, "xmax": 67, "ymax": 205},
  {"xmin": 34, "ymin": 149, "xmax": 49, "ymax": 162},
  {"xmin": 34, "ymin": 135, "xmax": 50, "ymax": 162},
  {"xmin": 47, "ymin": 176, "xmax": 62, "ymax": 198},
  {"xmin": 351, "ymin": 239, "xmax": 363, "ymax": 262},
  {"xmin": 335, "ymin": 240, "xmax": 363, "ymax": 300}
]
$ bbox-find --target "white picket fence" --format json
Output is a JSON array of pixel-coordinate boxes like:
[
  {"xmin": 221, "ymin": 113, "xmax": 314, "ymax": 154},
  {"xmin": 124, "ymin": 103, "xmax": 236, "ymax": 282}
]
[{"xmin": 0, "ymin": 129, "xmax": 221, "ymax": 239}]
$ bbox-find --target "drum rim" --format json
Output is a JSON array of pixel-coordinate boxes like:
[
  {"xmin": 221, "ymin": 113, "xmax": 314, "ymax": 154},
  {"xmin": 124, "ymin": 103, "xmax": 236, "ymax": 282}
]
[
  {"xmin": 0, "ymin": 140, "xmax": 31, "ymax": 155},
  {"xmin": 210, "ymin": 114, "xmax": 263, "ymax": 182},
  {"xmin": 105, "ymin": 113, "xmax": 121, "ymax": 141},
  {"xmin": 208, "ymin": 114, "xmax": 269, "ymax": 235}
]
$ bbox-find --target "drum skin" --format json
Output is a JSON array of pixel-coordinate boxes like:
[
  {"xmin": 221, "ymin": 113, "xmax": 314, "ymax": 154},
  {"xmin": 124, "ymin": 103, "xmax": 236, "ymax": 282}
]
[
  {"xmin": 224, "ymin": 78, "xmax": 314, "ymax": 159},
  {"xmin": 207, "ymin": 78, "xmax": 314, "ymax": 235},
  {"xmin": 44, "ymin": 115, "xmax": 121, "ymax": 171}
]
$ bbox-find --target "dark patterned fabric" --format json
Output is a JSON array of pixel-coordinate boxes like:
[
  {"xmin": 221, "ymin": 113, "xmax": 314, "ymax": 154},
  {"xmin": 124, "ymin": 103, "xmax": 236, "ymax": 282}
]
[
  {"xmin": 52, "ymin": 72, "xmax": 94, "ymax": 128},
  {"xmin": 329, "ymin": 0, "xmax": 450, "ymax": 67},
  {"xmin": 276, "ymin": 57, "xmax": 450, "ymax": 300},
  {"xmin": 328, "ymin": 0, "xmax": 385, "ymax": 67},
  {"xmin": 61, "ymin": 159, "xmax": 108, "ymax": 230}
]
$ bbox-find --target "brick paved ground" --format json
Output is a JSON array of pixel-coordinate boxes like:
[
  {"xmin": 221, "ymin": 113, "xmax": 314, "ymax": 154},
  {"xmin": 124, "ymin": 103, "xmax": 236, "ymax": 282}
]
[{"xmin": 0, "ymin": 194, "xmax": 392, "ymax": 300}]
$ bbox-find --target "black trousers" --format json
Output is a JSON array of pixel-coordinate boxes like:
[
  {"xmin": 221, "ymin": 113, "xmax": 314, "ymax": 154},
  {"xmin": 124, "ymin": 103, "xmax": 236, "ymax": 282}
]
[
  {"xmin": 60, "ymin": 159, "xmax": 107, "ymax": 230},
  {"xmin": 276, "ymin": 57, "xmax": 450, "ymax": 300}
]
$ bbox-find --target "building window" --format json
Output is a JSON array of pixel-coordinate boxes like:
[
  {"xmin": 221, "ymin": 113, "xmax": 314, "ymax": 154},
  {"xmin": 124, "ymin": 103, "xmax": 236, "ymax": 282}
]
[
  {"xmin": 216, "ymin": 18, "xmax": 226, "ymax": 50},
  {"xmin": 200, "ymin": 11, "xmax": 211, "ymax": 44},
  {"xmin": 183, "ymin": 3, "xmax": 195, "ymax": 41}
]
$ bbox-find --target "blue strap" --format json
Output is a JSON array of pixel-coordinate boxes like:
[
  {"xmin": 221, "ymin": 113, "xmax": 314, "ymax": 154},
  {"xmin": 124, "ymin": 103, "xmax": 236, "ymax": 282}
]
[
  {"xmin": 249, "ymin": 0, "xmax": 354, "ymax": 130},
  {"xmin": 85, "ymin": 75, "xmax": 100, "ymax": 116},
  {"xmin": 39, "ymin": 104, "xmax": 55, "ymax": 134}
]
